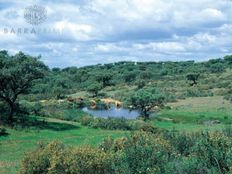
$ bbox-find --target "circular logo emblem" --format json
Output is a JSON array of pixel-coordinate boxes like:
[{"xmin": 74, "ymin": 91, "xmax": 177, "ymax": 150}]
[{"xmin": 24, "ymin": 5, "xmax": 47, "ymax": 25}]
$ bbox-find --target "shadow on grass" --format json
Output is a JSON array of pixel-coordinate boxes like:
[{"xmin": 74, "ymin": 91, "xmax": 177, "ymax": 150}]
[
  {"xmin": 1, "ymin": 116, "xmax": 80, "ymax": 132},
  {"xmin": 0, "ymin": 130, "xmax": 9, "ymax": 137},
  {"xmin": 35, "ymin": 120, "xmax": 79, "ymax": 131}
]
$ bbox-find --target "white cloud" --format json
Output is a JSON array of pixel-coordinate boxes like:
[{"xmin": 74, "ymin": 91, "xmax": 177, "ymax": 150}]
[
  {"xmin": 54, "ymin": 21, "xmax": 93, "ymax": 41},
  {"xmin": 0, "ymin": 0, "xmax": 232, "ymax": 67}
]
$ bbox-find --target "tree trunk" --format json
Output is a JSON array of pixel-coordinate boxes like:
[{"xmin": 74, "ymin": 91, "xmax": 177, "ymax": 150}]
[
  {"xmin": 142, "ymin": 109, "xmax": 149, "ymax": 120},
  {"xmin": 7, "ymin": 101, "xmax": 15, "ymax": 124}
]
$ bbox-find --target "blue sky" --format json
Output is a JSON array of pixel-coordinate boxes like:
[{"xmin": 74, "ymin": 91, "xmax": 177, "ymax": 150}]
[{"xmin": 0, "ymin": 0, "xmax": 232, "ymax": 67}]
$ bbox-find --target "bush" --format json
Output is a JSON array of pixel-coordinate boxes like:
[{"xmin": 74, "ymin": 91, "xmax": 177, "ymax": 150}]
[
  {"xmin": 20, "ymin": 141, "xmax": 111, "ymax": 174},
  {"xmin": 79, "ymin": 116, "xmax": 163, "ymax": 132},
  {"xmin": 39, "ymin": 101, "xmax": 87, "ymax": 121},
  {"xmin": 89, "ymin": 117, "xmax": 131, "ymax": 130},
  {"xmin": 20, "ymin": 141, "xmax": 65, "ymax": 174},
  {"xmin": 184, "ymin": 88, "xmax": 213, "ymax": 97},
  {"xmin": 79, "ymin": 115, "xmax": 94, "ymax": 126},
  {"xmin": 224, "ymin": 94, "xmax": 232, "ymax": 102},
  {"xmin": 193, "ymin": 132, "xmax": 232, "ymax": 174},
  {"xmin": 110, "ymin": 131, "xmax": 174, "ymax": 174},
  {"xmin": 20, "ymin": 131, "xmax": 232, "ymax": 174},
  {"xmin": 166, "ymin": 156, "xmax": 218, "ymax": 174},
  {"xmin": 130, "ymin": 120, "xmax": 164, "ymax": 133},
  {"xmin": 163, "ymin": 131, "xmax": 199, "ymax": 156}
]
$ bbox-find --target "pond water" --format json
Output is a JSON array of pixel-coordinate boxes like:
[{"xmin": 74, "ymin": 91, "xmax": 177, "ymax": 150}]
[{"xmin": 82, "ymin": 106, "xmax": 140, "ymax": 119}]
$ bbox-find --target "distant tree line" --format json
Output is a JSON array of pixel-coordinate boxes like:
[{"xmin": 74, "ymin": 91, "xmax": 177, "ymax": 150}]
[{"xmin": 1, "ymin": 50, "xmax": 232, "ymax": 123}]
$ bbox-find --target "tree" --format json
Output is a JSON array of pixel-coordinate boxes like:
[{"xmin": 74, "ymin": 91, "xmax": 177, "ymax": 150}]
[
  {"xmin": 129, "ymin": 89, "xmax": 165, "ymax": 119},
  {"xmin": 0, "ymin": 51, "xmax": 48, "ymax": 123},
  {"xmin": 124, "ymin": 71, "xmax": 137, "ymax": 83},
  {"xmin": 95, "ymin": 72, "xmax": 112, "ymax": 88},
  {"xmin": 186, "ymin": 74, "xmax": 200, "ymax": 86},
  {"xmin": 210, "ymin": 63, "xmax": 224, "ymax": 73},
  {"xmin": 139, "ymin": 71, "xmax": 153, "ymax": 80},
  {"xmin": 224, "ymin": 55, "xmax": 232, "ymax": 65},
  {"xmin": 135, "ymin": 80, "xmax": 146, "ymax": 89},
  {"xmin": 52, "ymin": 87, "xmax": 66, "ymax": 99},
  {"xmin": 87, "ymin": 83, "xmax": 102, "ymax": 97}
]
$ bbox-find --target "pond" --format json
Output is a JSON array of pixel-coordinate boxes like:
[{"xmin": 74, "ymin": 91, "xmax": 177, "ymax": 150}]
[{"xmin": 82, "ymin": 106, "xmax": 140, "ymax": 119}]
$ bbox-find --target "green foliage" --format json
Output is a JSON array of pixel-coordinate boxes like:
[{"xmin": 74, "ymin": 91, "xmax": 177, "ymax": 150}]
[
  {"xmin": 114, "ymin": 132, "xmax": 173, "ymax": 174},
  {"xmin": 0, "ymin": 51, "xmax": 48, "ymax": 123},
  {"xmin": 3, "ymin": 52, "xmax": 229, "ymax": 105},
  {"xmin": 90, "ymin": 117, "xmax": 132, "ymax": 130},
  {"xmin": 2, "ymin": 50, "xmax": 230, "ymax": 108},
  {"xmin": 210, "ymin": 63, "xmax": 225, "ymax": 73},
  {"xmin": 19, "ymin": 130, "xmax": 232, "ymax": 174},
  {"xmin": 39, "ymin": 102, "xmax": 87, "ymax": 121},
  {"xmin": 129, "ymin": 88, "xmax": 165, "ymax": 119},
  {"xmin": 87, "ymin": 83, "xmax": 102, "ymax": 97},
  {"xmin": 95, "ymin": 72, "xmax": 113, "ymax": 87},
  {"xmin": 135, "ymin": 80, "xmax": 146, "ymax": 89},
  {"xmin": 20, "ymin": 141, "xmax": 65, "ymax": 174},
  {"xmin": 79, "ymin": 115, "xmax": 94, "ymax": 126},
  {"xmin": 123, "ymin": 71, "xmax": 137, "ymax": 83},
  {"xmin": 129, "ymin": 120, "xmax": 164, "ymax": 133},
  {"xmin": 186, "ymin": 73, "xmax": 200, "ymax": 86},
  {"xmin": 184, "ymin": 88, "xmax": 213, "ymax": 97},
  {"xmin": 224, "ymin": 93, "xmax": 232, "ymax": 102},
  {"xmin": 19, "ymin": 101, "xmax": 44, "ymax": 116},
  {"xmin": 193, "ymin": 132, "xmax": 232, "ymax": 174},
  {"xmin": 79, "ymin": 115, "xmax": 162, "ymax": 132},
  {"xmin": 163, "ymin": 131, "xmax": 199, "ymax": 156},
  {"xmin": 224, "ymin": 55, "xmax": 232, "ymax": 65},
  {"xmin": 20, "ymin": 141, "xmax": 111, "ymax": 174}
]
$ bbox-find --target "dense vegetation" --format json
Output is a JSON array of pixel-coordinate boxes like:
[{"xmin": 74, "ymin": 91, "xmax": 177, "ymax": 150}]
[
  {"xmin": 1, "ymin": 50, "xmax": 232, "ymax": 122},
  {"xmin": 20, "ymin": 129, "xmax": 232, "ymax": 174},
  {"xmin": 1, "ymin": 50, "xmax": 232, "ymax": 173},
  {"xmin": 30, "ymin": 55, "xmax": 232, "ymax": 103}
]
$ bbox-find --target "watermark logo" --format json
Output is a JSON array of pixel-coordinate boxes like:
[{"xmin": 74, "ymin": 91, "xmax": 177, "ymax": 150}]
[
  {"xmin": 24, "ymin": 5, "xmax": 47, "ymax": 25},
  {"xmin": 2, "ymin": 4, "xmax": 62, "ymax": 35}
]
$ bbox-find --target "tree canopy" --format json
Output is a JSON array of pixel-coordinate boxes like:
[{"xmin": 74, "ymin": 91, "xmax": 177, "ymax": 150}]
[
  {"xmin": 129, "ymin": 89, "xmax": 165, "ymax": 119},
  {"xmin": 0, "ymin": 51, "xmax": 48, "ymax": 123}
]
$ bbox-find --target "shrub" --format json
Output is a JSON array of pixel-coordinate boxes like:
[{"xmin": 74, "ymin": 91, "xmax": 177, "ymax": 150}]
[
  {"xmin": 79, "ymin": 115, "xmax": 94, "ymax": 126},
  {"xmin": 130, "ymin": 120, "xmax": 164, "ymax": 133},
  {"xmin": 224, "ymin": 94, "xmax": 232, "ymax": 102},
  {"xmin": 20, "ymin": 130, "xmax": 232, "ymax": 174},
  {"xmin": 193, "ymin": 132, "xmax": 232, "ymax": 174},
  {"xmin": 166, "ymin": 156, "xmax": 218, "ymax": 174},
  {"xmin": 58, "ymin": 147, "xmax": 111, "ymax": 174},
  {"xmin": 89, "ymin": 117, "xmax": 131, "ymax": 130},
  {"xmin": 184, "ymin": 88, "xmax": 213, "ymax": 97},
  {"xmin": 79, "ymin": 116, "xmax": 162, "ymax": 132},
  {"xmin": 20, "ymin": 141, "xmax": 65, "ymax": 174},
  {"xmin": 113, "ymin": 131, "xmax": 174, "ymax": 174},
  {"xmin": 163, "ymin": 131, "xmax": 199, "ymax": 156},
  {"xmin": 40, "ymin": 101, "xmax": 88, "ymax": 121},
  {"xmin": 20, "ymin": 141, "xmax": 111, "ymax": 174}
]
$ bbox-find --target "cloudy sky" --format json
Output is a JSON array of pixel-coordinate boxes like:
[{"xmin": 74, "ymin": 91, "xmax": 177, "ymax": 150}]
[{"xmin": 0, "ymin": 0, "xmax": 232, "ymax": 67}]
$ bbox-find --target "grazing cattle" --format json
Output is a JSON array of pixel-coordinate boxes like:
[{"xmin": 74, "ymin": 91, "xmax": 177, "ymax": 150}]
[
  {"xmin": 101, "ymin": 98, "xmax": 122, "ymax": 108},
  {"xmin": 67, "ymin": 97, "xmax": 84, "ymax": 103}
]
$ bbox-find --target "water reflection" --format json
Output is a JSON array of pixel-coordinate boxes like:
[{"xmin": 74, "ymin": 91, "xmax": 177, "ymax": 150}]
[{"xmin": 82, "ymin": 106, "xmax": 140, "ymax": 119}]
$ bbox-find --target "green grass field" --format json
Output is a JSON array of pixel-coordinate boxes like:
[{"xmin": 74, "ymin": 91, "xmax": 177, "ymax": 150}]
[
  {"xmin": 152, "ymin": 96, "xmax": 232, "ymax": 131},
  {"xmin": 0, "ymin": 118, "xmax": 127, "ymax": 174}
]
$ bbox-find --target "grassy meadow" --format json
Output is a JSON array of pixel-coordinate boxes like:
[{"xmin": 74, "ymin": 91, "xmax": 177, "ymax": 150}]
[
  {"xmin": 0, "ymin": 117, "xmax": 127, "ymax": 174},
  {"xmin": 153, "ymin": 96, "xmax": 232, "ymax": 131}
]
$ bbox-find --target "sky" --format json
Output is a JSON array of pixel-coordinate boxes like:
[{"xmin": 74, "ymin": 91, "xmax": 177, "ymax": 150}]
[{"xmin": 0, "ymin": 0, "xmax": 232, "ymax": 67}]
